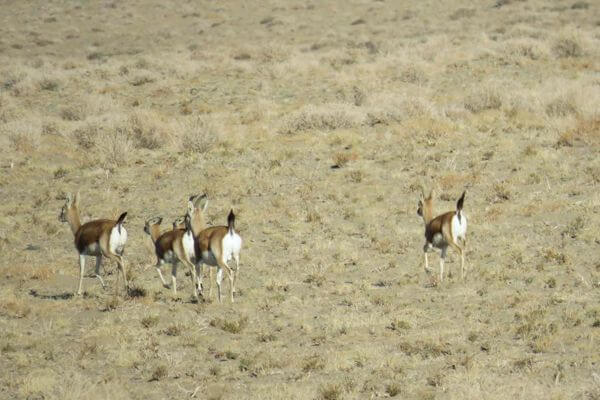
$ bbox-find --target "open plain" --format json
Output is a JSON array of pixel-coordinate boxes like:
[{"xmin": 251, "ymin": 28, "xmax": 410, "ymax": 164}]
[{"xmin": 1, "ymin": 0, "xmax": 600, "ymax": 398}]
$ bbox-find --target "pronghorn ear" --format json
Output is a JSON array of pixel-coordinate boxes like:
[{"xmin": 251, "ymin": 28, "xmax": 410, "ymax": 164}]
[
  {"xmin": 66, "ymin": 193, "xmax": 73, "ymax": 207},
  {"xmin": 187, "ymin": 200, "xmax": 194, "ymax": 214},
  {"xmin": 428, "ymin": 189, "xmax": 434, "ymax": 200},
  {"xmin": 202, "ymin": 198, "xmax": 208, "ymax": 212},
  {"xmin": 74, "ymin": 191, "xmax": 81, "ymax": 208}
]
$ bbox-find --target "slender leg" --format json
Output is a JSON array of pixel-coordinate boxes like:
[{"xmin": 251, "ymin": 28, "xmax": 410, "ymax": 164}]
[
  {"xmin": 215, "ymin": 267, "xmax": 223, "ymax": 303},
  {"xmin": 94, "ymin": 256, "xmax": 106, "ymax": 289},
  {"xmin": 195, "ymin": 263, "xmax": 204, "ymax": 297},
  {"xmin": 104, "ymin": 253, "xmax": 128, "ymax": 294},
  {"xmin": 171, "ymin": 262, "xmax": 178, "ymax": 294},
  {"xmin": 206, "ymin": 265, "xmax": 213, "ymax": 298},
  {"xmin": 461, "ymin": 248, "xmax": 465, "ymax": 281},
  {"xmin": 155, "ymin": 260, "xmax": 168, "ymax": 288},
  {"xmin": 118, "ymin": 255, "xmax": 128, "ymax": 291},
  {"xmin": 216, "ymin": 259, "xmax": 235, "ymax": 303},
  {"xmin": 182, "ymin": 260, "xmax": 198, "ymax": 300},
  {"xmin": 77, "ymin": 254, "xmax": 86, "ymax": 295},
  {"xmin": 440, "ymin": 246, "xmax": 448, "ymax": 282},
  {"xmin": 423, "ymin": 243, "xmax": 431, "ymax": 273},
  {"xmin": 449, "ymin": 241, "xmax": 465, "ymax": 281},
  {"xmin": 232, "ymin": 253, "xmax": 240, "ymax": 295}
]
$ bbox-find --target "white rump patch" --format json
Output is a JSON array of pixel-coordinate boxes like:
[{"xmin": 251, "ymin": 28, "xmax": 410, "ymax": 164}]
[
  {"xmin": 182, "ymin": 230, "xmax": 196, "ymax": 262},
  {"xmin": 451, "ymin": 212, "xmax": 467, "ymax": 242},
  {"xmin": 222, "ymin": 231, "xmax": 242, "ymax": 263},
  {"xmin": 109, "ymin": 225, "xmax": 127, "ymax": 255}
]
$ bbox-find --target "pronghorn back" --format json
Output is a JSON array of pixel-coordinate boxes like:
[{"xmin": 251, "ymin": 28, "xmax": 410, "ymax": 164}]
[{"xmin": 75, "ymin": 219, "xmax": 117, "ymax": 254}]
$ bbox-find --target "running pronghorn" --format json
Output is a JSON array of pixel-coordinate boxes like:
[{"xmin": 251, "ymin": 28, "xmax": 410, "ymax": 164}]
[
  {"xmin": 186, "ymin": 209, "xmax": 242, "ymax": 303},
  {"xmin": 59, "ymin": 192, "xmax": 129, "ymax": 295},
  {"xmin": 142, "ymin": 194, "xmax": 208, "ymax": 297},
  {"xmin": 417, "ymin": 189, "xmax": 467, "ymax": 282}
]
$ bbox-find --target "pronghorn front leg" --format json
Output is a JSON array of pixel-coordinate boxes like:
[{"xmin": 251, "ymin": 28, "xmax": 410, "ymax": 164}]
[
  {"xmin": 77, "ymin": 254, "xmax": 86, "ymax": 295},
  {"xmin": 423, "ymin": 243, "xmax": 432, "ymax": 273}
]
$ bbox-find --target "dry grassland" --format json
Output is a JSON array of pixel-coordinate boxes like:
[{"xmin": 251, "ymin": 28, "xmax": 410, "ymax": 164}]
[{"xmin": 1, "ymin": 0, "xmax": 600, "ymax": 398}]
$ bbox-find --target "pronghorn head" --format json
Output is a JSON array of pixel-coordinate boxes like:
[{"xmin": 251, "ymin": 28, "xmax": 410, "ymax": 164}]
[
  {"xmin": 188, "ymin": 193, "xmax": 208, "ymax": 213},
  {"xmin": 186, "ymin": 193, "xmax": 208, "ymax": 233},
  {"xmin": 172, "ymin": 215, "xmax": 186, "ymax": 230},
  {"xmin": 59, "ymin": 191, "xmax": 80, "ymax": 223},
  {"xmin": 417, "ymin": 189, "xmax": 434, "ymax": 222},
  {"xmin": 144, "ymin": 216, "xmax": 163, "ymax": 235}
]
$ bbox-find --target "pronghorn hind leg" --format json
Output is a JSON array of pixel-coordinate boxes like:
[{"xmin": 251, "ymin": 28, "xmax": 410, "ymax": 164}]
[
  {"xmin": 194, "ymin": 263, "xmax": 204, "ymax": 298},
  {"xmin": 232, "ymin": 253, "xmax": 240, "ymax": 295},
  {"xmin": 217, "ymin": 259, "xmax": 235, "ymax": 303},
  {"xmin": 94, "ymin": 256, "xmax": 106, "ymax": 289},
  {"xmin": 100, "ymin": 234, "xmax": 128, "ymax": 295},
  {"xmin": 448, "ymin": 241, "xmax": 465, "ymax": 281},
  {"xmin": 206, "ymin": 265, "xmax": 213, "ymax": 299},
  {"xmin": 155, "ymin": 260, "xmax": 168, "ymax": 288},
  {"xmin": 182, "ymin": 260, "xmax": 198, "ymax": 301},
  {"xmin": 215, "ymin": 267, "xmax": 223, "ymax": 303}
]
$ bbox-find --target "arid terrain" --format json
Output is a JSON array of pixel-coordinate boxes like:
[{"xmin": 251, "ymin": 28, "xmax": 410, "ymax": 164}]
[{"xmin": 1, "ymin": 0, "xmax": 599, "ymax": 399}]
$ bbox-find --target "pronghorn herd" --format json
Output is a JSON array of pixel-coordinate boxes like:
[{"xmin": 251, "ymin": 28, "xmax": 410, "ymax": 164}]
[
  {"xmin": 59, "ymin": 188, "xmax": 466, "ymax": 301},
  {"xmin": 59, "ymin": 192, "xmax": 243, "ymax": 302}
]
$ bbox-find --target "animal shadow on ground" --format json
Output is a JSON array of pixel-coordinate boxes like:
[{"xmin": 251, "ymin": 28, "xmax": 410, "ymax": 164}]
[{"xmin": 29, "ymin": 289, "xmax": 73, "ymax": 300}]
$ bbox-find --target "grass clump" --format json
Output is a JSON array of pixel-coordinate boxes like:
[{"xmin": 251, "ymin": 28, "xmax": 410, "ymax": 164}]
[
  {"xmin": 553, "ymin": 33, "xmax": 585, "ymax": 58},
  {"xmin": 149, "ymin": 365, "xmax": 167, "ymax": 381},
  {"xmin": 464, "ymin": 88, "xmax": 502, "ymax": 113},
  {"xmin": 210, "ymin": 315, "xmax": 248, "ymax": 334},
  {"xmin": 302, "ymin": 354, "xmax": 325, "ymax": 372},
  {"xmin": 318, "ymin": 383, "xmax": 343, "ymax": 400},
  {"xmin": 141, "ymin": 315, "xmax": 159, "ymax": 328},
  {"xmin": 279, "ymin": 104, "xmax": 362, "ymax": 134}
]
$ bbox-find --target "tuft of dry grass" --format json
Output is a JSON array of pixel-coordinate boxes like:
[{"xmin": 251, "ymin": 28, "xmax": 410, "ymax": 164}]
[
  {"xmin": 210, "ymin": 315, "xmax": 248, "ymax": 334},
  {"xmin": 552, "ymin": 31, "xmax": 585, "ymax": 58},
  {"xmin": 464, "ymin": 88, "xmax": 502, "ymax": 113},
  {"xmin": 279, "ymin": 104, "xmax": 363, "ymax": 134}
]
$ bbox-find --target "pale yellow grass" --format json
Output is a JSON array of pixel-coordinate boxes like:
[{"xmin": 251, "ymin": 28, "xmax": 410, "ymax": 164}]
[{"xmin": 1, "ymin": 0, "xmax": 600, "ymax": 399}]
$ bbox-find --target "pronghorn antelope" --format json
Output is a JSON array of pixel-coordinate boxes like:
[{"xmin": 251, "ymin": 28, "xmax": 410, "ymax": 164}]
[
  {"xmin": 143, "ymin": 214, "xmax": 199, "ymax": 300},
  {"xmin": 417, "ymin": 189, "xmax": 467, "ymax": 282},
  {"xmin": 187, "ymin": 209, "xmax": 242, "ymax": 303},
  {"xmin": 142, "ymin": 194, "xmax": 208, "ymax": 298},
  {"xmin": 59, "ymin": 192, "xmax": 129, "ymax": 295}
]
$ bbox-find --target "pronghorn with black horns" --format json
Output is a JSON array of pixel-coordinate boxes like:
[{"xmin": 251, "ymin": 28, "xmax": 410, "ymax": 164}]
[
  {"xmin": 417, "ymin": 189, "xmax": 468, "ymax": 282},
  {"xmin": 59, "ymin": 191, "xmax": 129, "ymax": 295},
  {"xmin": 187, "ymin": 208, "xmax": 242, "ymax": 303}
]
